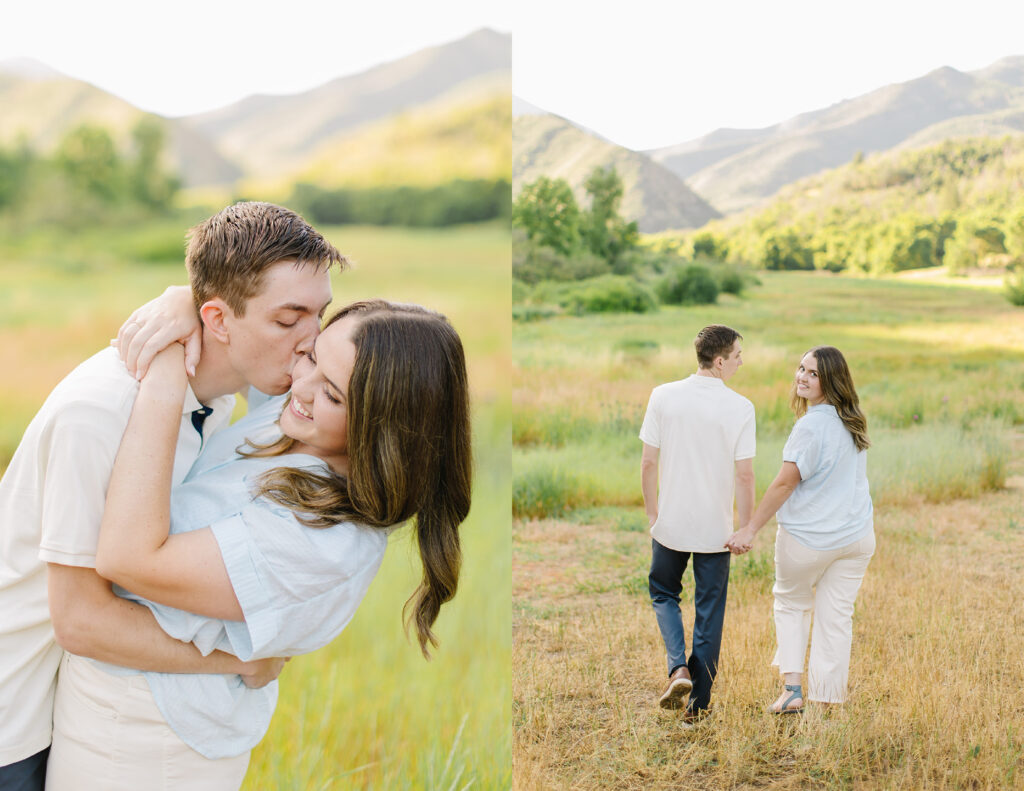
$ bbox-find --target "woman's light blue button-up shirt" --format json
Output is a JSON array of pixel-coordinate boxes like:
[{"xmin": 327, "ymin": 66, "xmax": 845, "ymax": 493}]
[
  {"xmin": 776, "ymin": 404, "xmax": 873, "ymax": 551},
  {"xmin": 100, "ymin": 394, "xmax": 387, "ymax": 759}
]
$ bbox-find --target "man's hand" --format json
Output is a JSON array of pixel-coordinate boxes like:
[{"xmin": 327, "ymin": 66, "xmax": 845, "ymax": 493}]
[
  {"xmin": 725, "ymin": 525, "xmax": 757, "ymax": 555},
  {"xmin": 115, "ymin": 285, "xmax": 201, "ymax": 379},
  {"xmin": 239, "ymin": 656, "xmax": 290, "ymax": 689}
]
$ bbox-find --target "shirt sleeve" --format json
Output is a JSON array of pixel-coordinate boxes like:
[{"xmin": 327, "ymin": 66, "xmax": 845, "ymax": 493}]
[
  {"xmin": 782, "ymin": 419, "xmax": 822, "ymax": 480},
  {"xmin": 734, "ymin": 402, "xmax": 756, "ymax": 460},
  {"xmin": 638, "ymin": 390, "xmax": 660, "ymax": 447},
  {"xmin": 38, "ymin": 406, "xmax": 125, "ymax": 567},
  {"xmin": 210, "ymin": 499, "xmax": 387, "ymax": 660}
]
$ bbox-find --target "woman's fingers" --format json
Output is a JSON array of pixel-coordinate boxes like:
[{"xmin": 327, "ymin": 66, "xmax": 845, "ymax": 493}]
[
  {"xmin": 116, "ymin": 315, "xmax": 143, "ymax": 360},
  {"xmin": 125, "ymin": 323, "xmax": 168, "ymax": 379}
]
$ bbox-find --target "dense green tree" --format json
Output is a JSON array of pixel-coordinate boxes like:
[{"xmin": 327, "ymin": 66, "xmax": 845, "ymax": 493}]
[
  {"xmin": 128, "ymin": 118, "xmax": 179, "ymax": 209},
  {"xmin": 691, "ymin": 231, "xmax": 729, "ymax": 261},
  {"xmin": 1002, "ymin": 206, "xmax": 1024, "ymax": 262},
  {"xmin": 945, "ymin": 217, "xmax": 1007, "ymax": 271},
  {"xmin": 581, "ymin": 166, "xmax": 638, "ymax": 263},
  {"xmin": 56, "ymin": 124, "xmax": 122, "ymax": 202},
  {"xmin": 760, "ymin": 230, "xmax": 814, "ymax": 270},
  {"xmin": 293, "ymin": 179, "xmax": 510, "ymax": 228},
  {"xmin": 0, "ymin": 143, "xmax": 32, "ymax": 210},
  {"xmin": 512, "ymin": 176, "xmax": 582, "ymax": 256}
]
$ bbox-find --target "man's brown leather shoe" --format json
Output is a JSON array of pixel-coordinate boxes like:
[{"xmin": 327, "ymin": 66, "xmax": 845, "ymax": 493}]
[{"xmin": 658, "ymin": 666, "xmax": 693, "ymax": 710}]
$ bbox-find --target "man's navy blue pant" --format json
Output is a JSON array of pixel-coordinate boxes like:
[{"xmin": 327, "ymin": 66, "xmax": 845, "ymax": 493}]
[
  {"xmin": 0, "ymin": 747, "xmax": 49, "ymax": 791},
  {"xmin": 649, "ymin": 539, "xmax": 730, "ymax": 712}
]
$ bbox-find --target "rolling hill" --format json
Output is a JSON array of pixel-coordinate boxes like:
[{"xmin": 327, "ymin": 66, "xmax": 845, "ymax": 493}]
[
  {"xmin": 0, "ymin": 63, "xmax": 241, "ymax": 187},
  {"xmin": 0, "ymin": 28, "xmax": 510, "ymax": 191},
  {"xmin": 183, "ymin": 28, "xmax": 510, "ymax": 181},
  {"xmin": 514, "ymin": 112, "xmax": 719, "ymax": 233},
  {"xmin": 647, "ymin": 56, "xmax": 1024, "ymax": 214}
]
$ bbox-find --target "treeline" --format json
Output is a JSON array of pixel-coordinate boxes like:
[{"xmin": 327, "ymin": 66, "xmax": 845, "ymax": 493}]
[
  {"xmin": 0, "ymin": 118, "xmax": 180, "ymax": 225},
  {"xmin": 289, "ymin": 179, "xmax": 511, "ymax": 228},
  {"xmin": 660, "ymin": 137, "xmax": 1024, "ymax": 281},
  {"xmin": 513, "ymin": 167, "xmax": 754, "ymax": 319}
]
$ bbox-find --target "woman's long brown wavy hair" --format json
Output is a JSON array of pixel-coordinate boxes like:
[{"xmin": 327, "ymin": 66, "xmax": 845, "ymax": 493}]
[
  {"xmin": 242, "ymin": 299, "xmax": 472, "ymax": 658},
  {"xmin": 789, "ymin": 345, "xmax": 870, "ymax": 452}
]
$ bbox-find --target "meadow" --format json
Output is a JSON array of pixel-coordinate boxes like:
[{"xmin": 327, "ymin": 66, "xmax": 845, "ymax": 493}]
[
  {"xmin": 512, "ymin": 270, "xmax": 1024, "ymax": 789},
  {"xmin": 0, "ymin": 220, "xmax": 511, "ymax": 790}
]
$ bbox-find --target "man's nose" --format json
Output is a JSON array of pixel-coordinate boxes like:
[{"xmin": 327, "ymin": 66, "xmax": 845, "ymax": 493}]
[{"xmin": 295, "ymin": 319, "xmax": 321, "ymax": 354}]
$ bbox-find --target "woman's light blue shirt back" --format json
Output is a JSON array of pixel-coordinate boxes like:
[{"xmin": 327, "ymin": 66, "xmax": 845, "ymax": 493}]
[
  {"xmin": 776, "ymin": 404, "xmax": 873, "ymax": 551},
  {"xmin": 100, "ymin": 394, "xmax": 387, "ymax": 759}
]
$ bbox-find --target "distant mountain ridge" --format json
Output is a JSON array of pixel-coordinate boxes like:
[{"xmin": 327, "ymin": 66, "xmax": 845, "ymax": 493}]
[
  {"xmin": 0, "ymin": 28, "xmax": 510, "ymax": 190},
  {"xmin": 514, "ymin": 113, "xmax": 719, "ymax": 233},
  {"xmin": 184, "ymin": 28, "xmax": 510, "ymax": 180},
  {"xmin": 647, "ymin": 55, "xmax": 1024, "ymax": 214},
  {"xmin": 0, "ymin": 68, "xmax": 241, "ymax": 187}
]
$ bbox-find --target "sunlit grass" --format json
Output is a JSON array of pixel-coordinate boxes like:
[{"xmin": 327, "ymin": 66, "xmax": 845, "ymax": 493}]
[{"xmin": 512, "ymin": 269, "xmax": 1024, "ymax": 789}]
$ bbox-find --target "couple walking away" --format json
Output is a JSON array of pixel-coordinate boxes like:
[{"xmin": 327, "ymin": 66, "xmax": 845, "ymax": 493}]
[
  {"xmin": 640, "ymin": 324, "xmax": 874, "ymax": 724},
  {"xmin": 0, "ymin": 201, "xmax": 472, "ymax": 790}
]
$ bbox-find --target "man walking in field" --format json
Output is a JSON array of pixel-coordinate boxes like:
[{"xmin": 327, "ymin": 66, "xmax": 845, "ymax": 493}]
[{"xmin": 639, "ymin": 324, "xmax": 755, "ymax": 725}]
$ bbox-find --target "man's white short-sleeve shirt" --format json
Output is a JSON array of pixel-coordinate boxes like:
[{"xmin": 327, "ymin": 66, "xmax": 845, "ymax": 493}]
[
  {"xmin": 639, "ymin": 374, "xmax": 755, "ymax": 553},
  {"xmin": 0, "ymin": 347, "xmax": 233, "ymax": 766}
]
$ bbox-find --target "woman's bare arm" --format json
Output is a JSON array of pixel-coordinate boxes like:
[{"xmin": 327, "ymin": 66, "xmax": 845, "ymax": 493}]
[
  {"xmin": 725, "ymin": 461, "xmax": 801, "ymax": 553},
  {"xmin": 95, "ymin": 343, "xmax": 244, "ymax": 620}
]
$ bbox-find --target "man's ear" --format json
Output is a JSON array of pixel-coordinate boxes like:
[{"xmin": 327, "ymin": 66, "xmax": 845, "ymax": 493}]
[{"xmin": 199, "ymin": 299, "xmax": 232, "ymax": 343}]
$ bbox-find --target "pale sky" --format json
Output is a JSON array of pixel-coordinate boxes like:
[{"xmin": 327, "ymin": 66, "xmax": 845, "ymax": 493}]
[
  {"xmin": 512, "ymin": 0, "xmax": 1024, "ymax": 151},
  {"xmin": 0, "ymin": 0, "xmax": 511, "ymax": 118}
]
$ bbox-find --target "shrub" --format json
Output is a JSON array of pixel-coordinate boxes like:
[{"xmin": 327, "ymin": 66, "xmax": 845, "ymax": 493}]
[
  {"xmin": 561, "ymin": 275, "xmax": 657, "ymax": 315},
  {"xmin": 715, "ymin": 266, "xmax": 745, "ymax": 296},
  {"xmin": 1005, "ymin": 266, "xmax": 1024, "ymax": 306},
  {"xmin": 513, "ymin": 234, "xmax": 611, "ymax": 284},
  {"xmin": 656, "ymin": 264, "xmax": 719, "ymax": 305},
  {"xmin": 513, "ymin": 466, "xmax": 585, "ymax": 519},
  {"xmin": 513, "ymin": 305, "xmax": 560, "ymax": 323}
]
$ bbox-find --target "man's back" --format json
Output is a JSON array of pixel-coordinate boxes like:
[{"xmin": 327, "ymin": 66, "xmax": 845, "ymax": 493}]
[{"xmin": 639, "ymin": 375, "xmax": 755, "ymax": 553}]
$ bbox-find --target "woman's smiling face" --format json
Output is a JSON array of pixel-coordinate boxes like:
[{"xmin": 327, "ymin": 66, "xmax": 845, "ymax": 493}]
[
  {"xmin": 277, "ymin": 315, "xmax": 358, "ymax": 474},
  {"xmin": 795, "ymin": 352, "xmax": 825, "ymax": 406}
]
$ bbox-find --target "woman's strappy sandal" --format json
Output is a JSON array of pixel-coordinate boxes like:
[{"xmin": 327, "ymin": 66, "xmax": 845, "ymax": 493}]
[{"xmin": 770, "ymin": 683, "xmax": 804, "ymax": 715}]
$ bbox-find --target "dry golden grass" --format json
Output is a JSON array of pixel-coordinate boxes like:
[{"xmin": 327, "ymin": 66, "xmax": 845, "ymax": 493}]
[{"xmin": 514, "ymin": 461, "xmax": 1024, "ymax": 789}]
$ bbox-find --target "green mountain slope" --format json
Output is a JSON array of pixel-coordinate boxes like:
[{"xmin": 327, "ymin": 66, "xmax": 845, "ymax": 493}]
[
  {"xmin": 514, "ymin": 113, "xmax": 719, "ymax": 233},
  {"xmin": 649, "ymin": 57, "xmax": 1024, "ymax": 215},
  {"xmin": 291, "ymin": 77, "xmax": 510, "ymax": 189},
  {"xmin": 184, "ymin": 28, "xmax": 510, "ymax": 180},
  {"xmin": 678, "ymin": 135, "xmax": 1024, "ymax": 275},
  {"xmin": 0, "ymin": 68, "xmax": 241, "ymax": 187}
]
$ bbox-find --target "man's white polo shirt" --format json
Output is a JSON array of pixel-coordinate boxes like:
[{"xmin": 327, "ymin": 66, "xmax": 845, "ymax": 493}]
[
  {"xmin": 639, "ymin": 375, "xmax": 756, "ymax": 553},
  {"xmin": 0, "ymin": 347, "xmax": 234, "ymax": 766}
]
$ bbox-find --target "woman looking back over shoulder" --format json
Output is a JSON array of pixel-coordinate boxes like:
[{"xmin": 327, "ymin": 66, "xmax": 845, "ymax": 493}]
[{"xmin": 726, "ymin": 345, "xmax": 874, "ymax": 714}]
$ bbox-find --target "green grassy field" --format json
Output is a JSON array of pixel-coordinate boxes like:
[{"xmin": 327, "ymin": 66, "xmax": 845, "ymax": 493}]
[
  {"xmin": 512, "ymin": 270, "xmax": 1024, "ymax": 789},
  {"xmin": 0, "ymin": 220, "xmax": 511, "ymax": 789}
]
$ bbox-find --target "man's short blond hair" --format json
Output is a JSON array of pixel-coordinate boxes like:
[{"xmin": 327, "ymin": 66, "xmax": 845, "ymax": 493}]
[
  {"xmin": 694, "ymin": 325, "xmax": 741, "ymax": 368},
  {"xmin": 186, "ymin": 202, "xmax": 347, "ymax": 316}
]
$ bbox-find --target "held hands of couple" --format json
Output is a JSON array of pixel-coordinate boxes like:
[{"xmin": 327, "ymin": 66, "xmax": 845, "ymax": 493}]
[
  {"xmin": 725, "ymin": 525, "xmax": 757, "ymax": 555},
  {"xmin": 114, "ymin": 285, "xmax": 201, "ymax": 380}
]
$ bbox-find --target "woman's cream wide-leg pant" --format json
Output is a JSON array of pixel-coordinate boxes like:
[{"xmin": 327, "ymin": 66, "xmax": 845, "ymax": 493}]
[{"xmin": 772, "ymin": 526, "xmax": 875, "ymax": 703}]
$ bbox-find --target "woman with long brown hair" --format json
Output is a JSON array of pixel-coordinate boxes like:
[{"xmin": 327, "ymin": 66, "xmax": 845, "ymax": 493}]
[
  {"xmin": 726, "ymin": 346, "xmax": 873, "ymax": 714},
  {"xmin": 46, "ymin": 300, "xmax": 471, "ymax": 789}
]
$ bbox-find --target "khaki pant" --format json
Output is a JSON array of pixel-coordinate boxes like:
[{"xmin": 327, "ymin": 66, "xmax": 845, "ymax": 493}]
[
  {"xmin": 46, "ymin": 653, "xmax": 250, "ymax": 791},
  {"xmin": 772, "ymin": 526, "xmax": 875, "ymax": 703}
]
